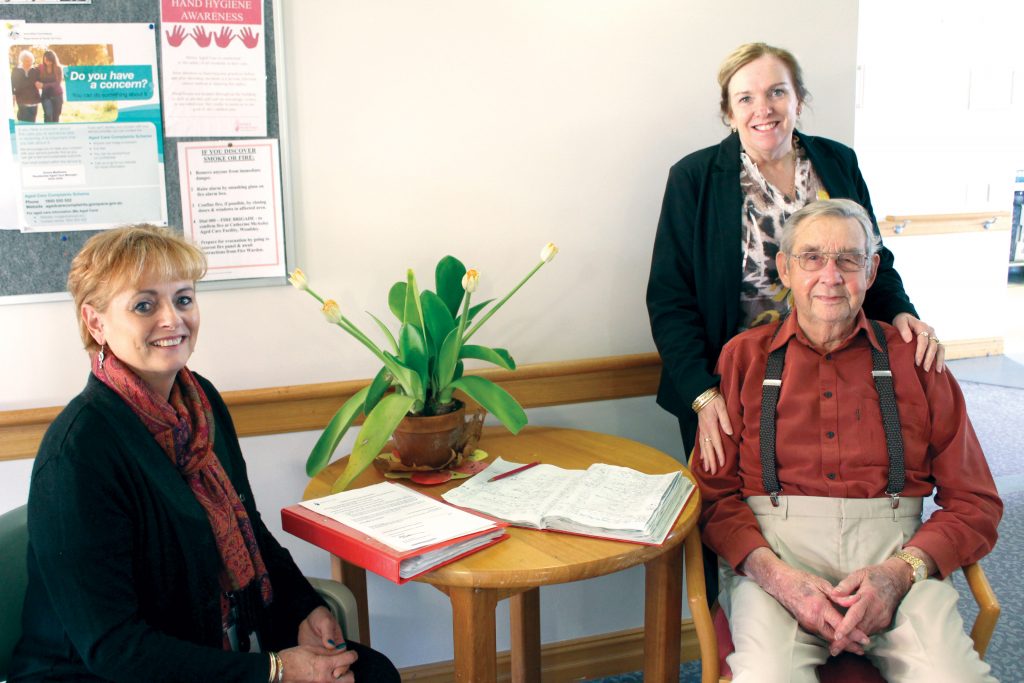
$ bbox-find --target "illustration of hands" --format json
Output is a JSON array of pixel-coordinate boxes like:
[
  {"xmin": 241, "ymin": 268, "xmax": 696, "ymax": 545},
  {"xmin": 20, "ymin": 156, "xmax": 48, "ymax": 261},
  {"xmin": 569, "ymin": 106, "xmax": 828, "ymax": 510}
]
[
  {"xmin": 165, "ymin": 25, "xmax": 187, "ymax": 47},
  {"xmin": 166, "ymin": 24, "xmax": 259, "ymax": 48},
  {"xmin": 214, "ymin": 27, "xmax": 235, "ymax": 48},
  {"xmin": 239, "ymin": 27, "xmax": 260, "ymax": 48},
  {"xmin": 190, "ymin": 26, "xmax": 212, "ymax": 48}
]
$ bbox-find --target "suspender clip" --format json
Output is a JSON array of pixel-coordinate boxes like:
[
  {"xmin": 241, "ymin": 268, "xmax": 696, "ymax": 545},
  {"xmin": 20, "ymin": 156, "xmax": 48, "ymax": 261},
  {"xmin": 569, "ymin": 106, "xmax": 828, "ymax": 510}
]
[
  {"xmin": 769, "ymin": 490, "xmax": 781, "ymax": 507},
  {"xmin": 889, "ymin": 492, "xmax": 900, "ymax": 509}
]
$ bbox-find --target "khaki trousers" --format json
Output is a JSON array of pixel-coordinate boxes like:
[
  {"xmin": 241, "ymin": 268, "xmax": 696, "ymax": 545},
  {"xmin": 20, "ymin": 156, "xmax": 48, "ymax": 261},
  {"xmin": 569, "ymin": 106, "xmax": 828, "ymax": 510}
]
[{"xmin": 719, "ymin": 496, "xmax": 997, "ymax": 683}]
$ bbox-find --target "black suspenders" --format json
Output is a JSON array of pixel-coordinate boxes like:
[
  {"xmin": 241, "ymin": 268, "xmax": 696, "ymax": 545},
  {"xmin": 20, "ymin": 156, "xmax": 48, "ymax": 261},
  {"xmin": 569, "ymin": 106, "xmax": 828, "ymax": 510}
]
[{"xmin": 759, "ymin": 319, "xmax": 906, "ymax": 508}]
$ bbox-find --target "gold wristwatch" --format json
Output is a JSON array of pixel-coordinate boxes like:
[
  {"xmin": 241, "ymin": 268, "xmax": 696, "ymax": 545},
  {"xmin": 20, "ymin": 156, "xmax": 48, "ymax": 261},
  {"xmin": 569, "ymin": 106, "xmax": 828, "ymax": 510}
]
[{"xmin": 893, "ymin": 550, "xmax": 927, "ymax": 583}]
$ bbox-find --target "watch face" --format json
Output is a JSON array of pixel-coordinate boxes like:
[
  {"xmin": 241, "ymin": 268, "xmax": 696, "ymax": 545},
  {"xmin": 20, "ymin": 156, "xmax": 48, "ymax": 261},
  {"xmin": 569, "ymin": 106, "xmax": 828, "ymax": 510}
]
[{"xmin": 914, "ymin": 564, "xmax": 928, "ymax": 582}]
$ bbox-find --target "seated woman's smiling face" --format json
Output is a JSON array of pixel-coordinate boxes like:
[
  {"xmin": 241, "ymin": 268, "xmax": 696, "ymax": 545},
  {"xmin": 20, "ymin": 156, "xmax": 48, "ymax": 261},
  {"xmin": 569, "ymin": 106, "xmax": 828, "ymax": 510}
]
[{"xmin": 83, "ymin": 278, "xmax": 199, "ymax": 398}]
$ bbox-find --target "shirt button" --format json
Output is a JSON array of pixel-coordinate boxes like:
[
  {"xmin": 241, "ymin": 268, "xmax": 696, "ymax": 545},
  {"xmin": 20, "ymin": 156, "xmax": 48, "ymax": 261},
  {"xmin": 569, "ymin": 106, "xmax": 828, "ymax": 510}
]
[
  {"xmin": 826, "ymin": 431, "xmax": 835, "ymax": 438},
  {"xmin": 826, "ymin": 473, "xmax": 836, "ymax": 480},
  {"xmin": 825, "ymin": 354, "xmax": 833, "ymax": 360},
  {"xmin": 824, "ymin": 391, "xmax": 833, "ymax": 398}
]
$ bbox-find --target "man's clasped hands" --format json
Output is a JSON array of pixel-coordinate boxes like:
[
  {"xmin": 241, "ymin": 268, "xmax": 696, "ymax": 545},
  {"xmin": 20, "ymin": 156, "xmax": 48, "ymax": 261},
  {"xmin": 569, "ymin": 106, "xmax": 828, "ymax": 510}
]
[{"xmin": 742, "ymin": 546, "xmax": 920, "ymax": 656}]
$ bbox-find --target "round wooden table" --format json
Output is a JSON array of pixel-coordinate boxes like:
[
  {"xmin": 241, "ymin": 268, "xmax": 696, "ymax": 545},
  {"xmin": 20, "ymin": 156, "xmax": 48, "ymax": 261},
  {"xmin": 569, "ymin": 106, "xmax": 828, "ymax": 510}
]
[{"xmin": 303, "ymin": 426, "xmax": 718, "ymax": 683}]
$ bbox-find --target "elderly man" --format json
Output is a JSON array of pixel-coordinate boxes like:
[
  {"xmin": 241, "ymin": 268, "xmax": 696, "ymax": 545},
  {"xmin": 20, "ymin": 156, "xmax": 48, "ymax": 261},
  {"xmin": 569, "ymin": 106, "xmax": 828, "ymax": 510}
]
[
  {"xmin": 11, "ymin": 50, "xmax": 40, "ymax": 122},
  {"xmin": 695, "ymin": 199, "xmax": 1002, "ymax": 682}
]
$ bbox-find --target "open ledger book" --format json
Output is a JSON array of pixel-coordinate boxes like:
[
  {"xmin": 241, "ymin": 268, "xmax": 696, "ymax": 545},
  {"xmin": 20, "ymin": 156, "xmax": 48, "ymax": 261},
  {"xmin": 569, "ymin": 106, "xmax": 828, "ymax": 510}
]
[
  {"xmin": 442, "ymin": 458, "xmax": 694, "ymax": 545},
  {"xmin": 282, "ymin": 482, "xmax": 508, "ymax": 583}
]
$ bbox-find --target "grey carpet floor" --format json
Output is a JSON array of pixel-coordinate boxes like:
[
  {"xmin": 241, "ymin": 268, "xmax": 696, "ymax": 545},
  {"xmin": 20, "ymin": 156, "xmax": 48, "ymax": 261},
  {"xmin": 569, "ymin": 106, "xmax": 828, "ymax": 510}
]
[{"xmin": 588, "ymin": 377, "xmax": 1023, "ymax": 683}]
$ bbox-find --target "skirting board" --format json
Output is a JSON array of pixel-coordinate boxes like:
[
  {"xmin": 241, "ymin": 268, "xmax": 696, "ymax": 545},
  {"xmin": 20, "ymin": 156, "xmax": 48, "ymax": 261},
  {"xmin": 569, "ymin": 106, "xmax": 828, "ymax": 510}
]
[{"xmin": 398, "ymin": 620, "xmax": 702, "ymax": 682}]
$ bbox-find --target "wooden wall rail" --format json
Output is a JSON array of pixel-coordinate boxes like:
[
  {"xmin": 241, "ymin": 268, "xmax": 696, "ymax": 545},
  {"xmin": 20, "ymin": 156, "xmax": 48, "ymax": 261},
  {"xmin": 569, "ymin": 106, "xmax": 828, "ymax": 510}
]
[
  {"xmin": 0, "ymin": 353, "xmax": 664, "ymax": 462},
  {"xmin": 879, "ymin": 211, "xmax": 1011, "ymax": 238}
]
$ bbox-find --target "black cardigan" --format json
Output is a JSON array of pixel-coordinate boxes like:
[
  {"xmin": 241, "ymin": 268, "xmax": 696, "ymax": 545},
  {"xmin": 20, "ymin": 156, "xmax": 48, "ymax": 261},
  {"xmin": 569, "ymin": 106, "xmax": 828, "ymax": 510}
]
[
  {"xmin": 10, "ymin": 374, "xmax": 325, "ymax": 683},
  {"xmin": 646, "ymin": 131, "xmax": 917, "ymax": 453}
]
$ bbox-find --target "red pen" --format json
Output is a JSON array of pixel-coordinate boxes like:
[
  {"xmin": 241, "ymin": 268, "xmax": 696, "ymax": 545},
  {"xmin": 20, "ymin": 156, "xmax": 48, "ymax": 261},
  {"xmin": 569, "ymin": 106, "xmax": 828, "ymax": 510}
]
[{"xmin": 488, "ymin": 461, "xmax": 540, "ymax": 482}]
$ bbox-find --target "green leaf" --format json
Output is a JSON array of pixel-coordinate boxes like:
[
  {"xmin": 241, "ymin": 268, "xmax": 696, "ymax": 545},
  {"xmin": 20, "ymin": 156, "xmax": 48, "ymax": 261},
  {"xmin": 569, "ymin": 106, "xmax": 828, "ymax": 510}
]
[
  {"xmin": 437, "ymin": 359, "xmax": 464, "ymax": 405},
  {"xmin": 460, "ymin": 345, "xmax": 516, "ymax": 370},
  {"xmin": 456, "ymin": 298, "xmax": 495, "ymax": 327},
  {"xmin": 366, "ymin": 312, "xmax": 399, "ymax": 354},
  {"xmin": 404, "ymin": 269, "xmax": 425, "ymax": 331},
  {"xmin": 364, "ymin": 367, "xmax": 392, "ymax": 414},
  {"xmin": 449, "ymin": 376, "xmax": 527, "ymax": 434},
  {"xmin": 388, "ymin": 282, "xmax": 407, "ymax": 322},
  {"xmin": 434, "ymin": 328, "xmax": 461, "ymax": 395},
  {"xmin": 399, "ymin": 323, "xmax": 429, "ymax": 391},
  {"xmin": 306, "ymin": 387, "xmax": 369, "ymax": 477},
  {"xmin": 383, "ymin": 351, "xmax": 424, "ymax": 404},
  {"xmin": 421, "ymin": 290, "xmax": 456, "ymax": 351},
  {"xmin": 435, "ymin": 255, "xmax": 467, "ymax": 317},
  {"xmin": 331, "ymin": 393, "xmax": 417, "ymax": 492}
]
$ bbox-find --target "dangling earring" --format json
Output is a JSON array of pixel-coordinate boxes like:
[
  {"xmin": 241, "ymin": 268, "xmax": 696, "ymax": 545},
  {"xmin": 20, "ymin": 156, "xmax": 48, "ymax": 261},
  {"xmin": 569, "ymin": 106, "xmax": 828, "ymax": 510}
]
[
  {"xmin": 97, "ymin": 344, "xmax": 105, "ymax": 370},
  {"xmin": 731, "ymin": 126, "xmax": 737, "ymax": 133}
]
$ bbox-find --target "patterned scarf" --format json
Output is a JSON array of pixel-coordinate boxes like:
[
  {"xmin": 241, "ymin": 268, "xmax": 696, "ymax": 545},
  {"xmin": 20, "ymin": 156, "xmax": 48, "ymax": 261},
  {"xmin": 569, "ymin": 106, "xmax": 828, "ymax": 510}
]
[{"xmin": 92, "ymin": 351, "xmax": 273, "ymax": 639}]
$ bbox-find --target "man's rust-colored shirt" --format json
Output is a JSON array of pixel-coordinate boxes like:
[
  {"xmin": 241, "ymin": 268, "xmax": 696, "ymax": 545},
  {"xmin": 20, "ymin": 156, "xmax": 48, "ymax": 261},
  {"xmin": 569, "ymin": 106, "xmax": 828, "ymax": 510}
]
[{"xmin": 696, "ymin": 310, "xmax": 1002, "ymax": 578}]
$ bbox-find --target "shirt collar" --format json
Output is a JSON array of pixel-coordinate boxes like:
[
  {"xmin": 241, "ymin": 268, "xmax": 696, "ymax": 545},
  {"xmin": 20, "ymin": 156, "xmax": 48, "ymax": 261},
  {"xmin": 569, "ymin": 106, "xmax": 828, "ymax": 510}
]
[{"xmin": 768, "ymin": 309, "xmax": 883, "ymax": 354}]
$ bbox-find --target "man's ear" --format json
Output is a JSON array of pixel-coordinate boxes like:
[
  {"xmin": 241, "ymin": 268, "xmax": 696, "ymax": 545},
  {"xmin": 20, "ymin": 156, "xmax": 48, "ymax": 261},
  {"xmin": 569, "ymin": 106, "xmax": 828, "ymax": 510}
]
[
  {"xmin": 777, "ymin": 251, "xmax": 792, "ymax": 288},
  {"xmin": 866, "ymin": 253, "xmax": 880, "ymax": 288},
  {"xmin": 81, "ymin": 304, "xmax": 105, "ymax": 346}
]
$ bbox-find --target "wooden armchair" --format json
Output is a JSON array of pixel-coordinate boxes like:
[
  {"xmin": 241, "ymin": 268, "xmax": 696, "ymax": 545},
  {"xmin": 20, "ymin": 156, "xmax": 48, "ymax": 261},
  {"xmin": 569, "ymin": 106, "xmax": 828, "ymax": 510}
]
[
  {"xmin": 685, "ymin": 517, "xmax": 1001, "ymax": 682},
  {"xmin": 685, "ymin": 445, "xmax": 1000, "ymax": 682}
]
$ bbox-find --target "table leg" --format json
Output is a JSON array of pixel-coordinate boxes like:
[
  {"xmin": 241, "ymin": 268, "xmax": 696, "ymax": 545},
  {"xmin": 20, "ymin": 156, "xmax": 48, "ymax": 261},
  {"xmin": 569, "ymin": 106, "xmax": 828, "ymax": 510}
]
[
  {"xmin": 509, "ymin": 588, "xmax": 541, "ymax": 683},
  {"xmin": 331, "ymin": 555, "xmax": 371, "ymax": 647},
  {"xmin": 683, "ymin": 528, "xmax": 720, "ymax": 683},
  {"xmin": 643, "ymin": 544, "xmax": 683, "ymax": 683},
  {"xmin": 449, "ymin": 586, "xmax": 499, "ymax": 683}
]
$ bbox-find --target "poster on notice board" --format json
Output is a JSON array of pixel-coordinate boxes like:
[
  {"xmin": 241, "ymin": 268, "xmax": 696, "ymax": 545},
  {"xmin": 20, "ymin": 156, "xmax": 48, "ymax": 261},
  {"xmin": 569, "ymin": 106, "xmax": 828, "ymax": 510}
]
[
  {"xmin": 177, "ymin": 138, "xmax": 285, "ymax": 282},
  {"xmin": 0, "ymin": 22, "xmax": 166, "ymax": 233},
  {"xmin": 159, "ymin": 0, "xmax": 267, "ymax": 138}
]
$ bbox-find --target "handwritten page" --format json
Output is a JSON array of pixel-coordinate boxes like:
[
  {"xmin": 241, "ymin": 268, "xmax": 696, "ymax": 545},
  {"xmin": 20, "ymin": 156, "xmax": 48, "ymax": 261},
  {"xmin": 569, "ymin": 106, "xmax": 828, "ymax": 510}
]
[
  {"xmin": 442, "ymin": 457, "xmax": 693, "ymax": 544},
  {"xmin": 545, "ymin": 464, "xmax": 688, "ymax": 543},
  {"xmin": 301, "ymin": 482, "xmax": 498, "ymax": 553},
  {"xmin": 441, "ymin": 459, "xmax": 581, "ymax": 528}
]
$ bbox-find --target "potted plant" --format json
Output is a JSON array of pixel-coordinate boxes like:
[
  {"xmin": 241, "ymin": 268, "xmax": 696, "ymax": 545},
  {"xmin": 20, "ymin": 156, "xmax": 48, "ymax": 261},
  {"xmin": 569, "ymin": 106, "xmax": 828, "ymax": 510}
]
[{"xmin": 290, "ymin": 243, "xmax": 558, "ymax": 492}]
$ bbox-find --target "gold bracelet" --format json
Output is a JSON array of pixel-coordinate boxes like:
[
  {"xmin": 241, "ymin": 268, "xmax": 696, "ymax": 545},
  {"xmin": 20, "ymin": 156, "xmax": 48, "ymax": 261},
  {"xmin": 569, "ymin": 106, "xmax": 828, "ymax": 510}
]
[
  {"xmin": 275, "ymin": 651, "xmax": 284, "ymax": 683},
  {"xmin": 691, "ymin": 386, "xmax": 720, "ymax": 413},
  {"xmin": 268, "ymin": 651, "xmax": 277, "ymax": 683}
]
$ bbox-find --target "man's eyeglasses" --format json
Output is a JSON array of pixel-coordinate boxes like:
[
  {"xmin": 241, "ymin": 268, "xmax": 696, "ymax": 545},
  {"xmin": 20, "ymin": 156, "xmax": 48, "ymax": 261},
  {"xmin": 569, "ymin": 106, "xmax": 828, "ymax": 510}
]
[{"xmin": 790, "ymin": 252, "xmax": 868, "ymax": 272}]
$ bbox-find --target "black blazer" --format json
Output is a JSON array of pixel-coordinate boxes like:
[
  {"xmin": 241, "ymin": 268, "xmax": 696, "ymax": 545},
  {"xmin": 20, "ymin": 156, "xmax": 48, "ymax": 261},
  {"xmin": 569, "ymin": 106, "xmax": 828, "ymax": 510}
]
[
  {"xmin": 646, "ymin": 131, "xmax": 917, "ymax": 453},
  {"xmin": 10, "ymin": 374, "xmax": 324, "ymax": 683}
]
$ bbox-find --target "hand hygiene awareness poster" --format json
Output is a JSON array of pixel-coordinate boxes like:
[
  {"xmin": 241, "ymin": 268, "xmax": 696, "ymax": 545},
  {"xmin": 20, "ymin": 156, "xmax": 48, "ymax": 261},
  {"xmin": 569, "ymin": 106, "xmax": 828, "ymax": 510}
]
[
  {"xmin": 0, "ymin": 22, "xmax": 166, "ymax": 232},
  {"xmin": 160, "ymin": 0, "xmax": 266, "ymax": 137}
]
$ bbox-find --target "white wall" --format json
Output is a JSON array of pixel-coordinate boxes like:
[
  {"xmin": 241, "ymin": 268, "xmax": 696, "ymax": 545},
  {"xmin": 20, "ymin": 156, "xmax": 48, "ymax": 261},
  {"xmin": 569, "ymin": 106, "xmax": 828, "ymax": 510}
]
[
  {"xmin": 855, "ymin": 0, "xmax": 1024, "ymax": 217},
  {"xmin": 0, "ymin": 0, "xmax": 860, "ymax": 669},
  {"xmin": 884, "ymin": 230, "xmax": 1010, "ymax": 342}
]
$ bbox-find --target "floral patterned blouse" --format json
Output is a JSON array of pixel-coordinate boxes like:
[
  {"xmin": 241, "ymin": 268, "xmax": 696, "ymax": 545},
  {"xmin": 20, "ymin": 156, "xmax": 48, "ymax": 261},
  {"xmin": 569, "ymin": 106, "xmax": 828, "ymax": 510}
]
[{"xmin": 738, "ymin": 136, "xmax": 827, "ymax": 330}]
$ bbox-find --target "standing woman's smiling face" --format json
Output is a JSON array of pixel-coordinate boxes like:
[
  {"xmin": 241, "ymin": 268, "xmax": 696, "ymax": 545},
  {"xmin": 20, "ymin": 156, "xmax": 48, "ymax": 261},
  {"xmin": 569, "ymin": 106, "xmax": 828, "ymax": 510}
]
[
  {"xmin": 726, "ymin": 55, "xmax": 802, "ymax": 164},
  {"xmin": 82, "ymin": 278, "xmax": 199, "ymax": 399}
]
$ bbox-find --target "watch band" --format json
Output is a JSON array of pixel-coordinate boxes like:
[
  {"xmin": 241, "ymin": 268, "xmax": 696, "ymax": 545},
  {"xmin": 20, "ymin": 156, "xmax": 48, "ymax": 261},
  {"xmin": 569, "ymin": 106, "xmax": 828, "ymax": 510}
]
[{"xmin": 893, "ymin": 550, "xmax": 927, "ymax": 583}]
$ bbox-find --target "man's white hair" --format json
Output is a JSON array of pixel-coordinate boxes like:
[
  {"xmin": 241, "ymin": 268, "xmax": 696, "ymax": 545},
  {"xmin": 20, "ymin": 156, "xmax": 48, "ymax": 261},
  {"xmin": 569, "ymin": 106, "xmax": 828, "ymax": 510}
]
[{"xmin": 780, "ymin": 198, "xmax": 880, "ymax": 273}]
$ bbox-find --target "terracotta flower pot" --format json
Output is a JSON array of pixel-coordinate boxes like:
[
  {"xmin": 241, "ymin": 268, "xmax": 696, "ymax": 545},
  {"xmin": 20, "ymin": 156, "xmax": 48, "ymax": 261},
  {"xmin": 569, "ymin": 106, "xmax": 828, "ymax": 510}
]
[{"xmin": 392, "ymin": 401, "xmax": 465, "ymax": 469}]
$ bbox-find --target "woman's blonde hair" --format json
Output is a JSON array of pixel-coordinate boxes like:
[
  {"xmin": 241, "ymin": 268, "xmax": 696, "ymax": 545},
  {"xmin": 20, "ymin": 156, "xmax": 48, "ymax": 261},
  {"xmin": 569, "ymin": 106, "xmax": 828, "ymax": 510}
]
[
  {"xmin": 717, "ymin": 42, "xmax": 809, "ymax": 124},
  {"xmin": 67, "ymin": 225, "xmax": 207, "ymax": 354}
]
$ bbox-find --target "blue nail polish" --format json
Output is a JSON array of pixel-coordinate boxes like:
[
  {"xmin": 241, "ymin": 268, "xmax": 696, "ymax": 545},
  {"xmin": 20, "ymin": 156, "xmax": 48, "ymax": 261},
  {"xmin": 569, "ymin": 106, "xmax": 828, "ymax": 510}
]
[{"xmin": 327, "ymin": 639, "xmax": 336, "ymax": 646}]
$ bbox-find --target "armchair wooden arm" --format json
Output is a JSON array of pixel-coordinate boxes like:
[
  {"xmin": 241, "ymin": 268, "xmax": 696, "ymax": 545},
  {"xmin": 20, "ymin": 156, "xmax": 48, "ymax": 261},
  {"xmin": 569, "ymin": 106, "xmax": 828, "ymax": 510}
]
[{"xmin": 963, "ymin": 561, "xmax": 999, "ymax": 659}]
